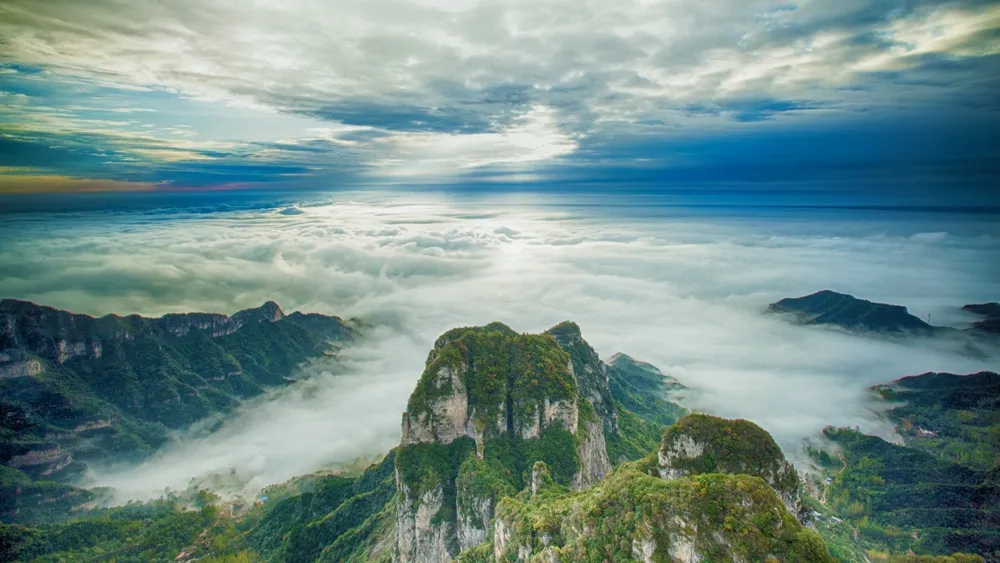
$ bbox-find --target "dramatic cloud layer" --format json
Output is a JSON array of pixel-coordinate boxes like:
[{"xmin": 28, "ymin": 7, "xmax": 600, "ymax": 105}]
[
  {"xmin": 2, "ymin": 193, "xmax": 997, "ymax": 498},
  {"xmin": 1, "ymin": 0, "xmax": 999, "ymax": 191}
]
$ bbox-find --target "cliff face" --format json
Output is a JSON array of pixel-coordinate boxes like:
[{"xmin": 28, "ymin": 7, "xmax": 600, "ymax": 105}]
[
  {"xmin": 487, "ymin": 463, "xmax": 832, "ymax": 563},
  {"xmin": 459, "ymin": 415, "xmax": 830, "ymax": 563},
  {"xmin": 0, "ymin": 298, "xmax": 352, "ymax": 480},
  {"xmin": 658, "ymin": 414, "xmax": 807, "ymax": 522},
  {"xmin": 394, "ymin": 323, "xmax": 612, "ymax": 563},
  {"xmin": 546, "ymin": 321, "xmax": 618, "ymax": 435}
]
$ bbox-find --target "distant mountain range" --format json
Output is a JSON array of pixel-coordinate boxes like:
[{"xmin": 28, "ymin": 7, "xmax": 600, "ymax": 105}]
[
  {"xmin": 2, "ymin": 299, "xmax": 996, "ymax": 562},
  {"xmin": 0, "ymin": 299, "xmax": 354, "ymax": 484},
  {"xmin": 963, "ymin": 303, "xmax": 1000, "ymax": 333},
  {"xmin": 768, "ymin": 290, "xmax": 934, "ymax": 333},
  {"xmin": 769, "ymin": 290, "xmax": 999, "ymax": 336}
]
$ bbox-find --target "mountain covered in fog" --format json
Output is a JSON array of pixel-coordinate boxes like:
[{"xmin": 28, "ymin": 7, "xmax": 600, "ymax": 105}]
[
  {"xmin": 2, "ymin": 306, "xmax": 996, "ymax": 563},
  {"xmin": 963, "ymin": 303, "xmax": 1000, "ymax": 333},
  {"xmin": 0, "ymin": 299, "xmax": 354, "ymax": 485},
  {"xmin": 769, "ymin": 290, "xmax": 935, "ymax": 333}
]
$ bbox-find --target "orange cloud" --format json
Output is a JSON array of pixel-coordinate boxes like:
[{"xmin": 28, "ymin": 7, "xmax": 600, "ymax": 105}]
[{"xmin": 0, "ymin": 173, "xmax": 162, "ymax": 194}]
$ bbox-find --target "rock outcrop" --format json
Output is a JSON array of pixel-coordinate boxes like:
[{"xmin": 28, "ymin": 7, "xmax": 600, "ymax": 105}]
[
  {"xmin": 0, "ymin": 298, "xmax": 352, "ymax": 481},
  {"xmin": 546, "ymin": 321, "xmax": 619, "ymax": 434},
  {"xmin": 657, "ymin": 413, "xmax": 807, "ymax": 522},
  {"xmin": 394, "ymin": 323, "xmax": 613, "ymax": 563},
  {"xmin": 486, "ymin": 458, "xmax": 833, "ymax": 563}
]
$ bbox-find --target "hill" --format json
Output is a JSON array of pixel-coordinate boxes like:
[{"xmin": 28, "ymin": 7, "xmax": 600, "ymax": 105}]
[
  {"xmin": 769, "ymin": 290, "xmax": 934, "ymax": 333},
  {"xmin": 0, "ymin": 299, "xmax": 353, "ymax": 489}
]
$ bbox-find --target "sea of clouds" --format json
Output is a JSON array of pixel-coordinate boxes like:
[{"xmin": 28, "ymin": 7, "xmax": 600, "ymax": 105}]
[{"xmin": 2, "ymin": 191, "xmax": 998, "ymax": 500}]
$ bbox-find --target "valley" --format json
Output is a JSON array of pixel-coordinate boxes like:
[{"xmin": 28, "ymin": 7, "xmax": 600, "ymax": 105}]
[{"xmin": 1, "ymin": 293, "xmax": 996, "ymax": 562}]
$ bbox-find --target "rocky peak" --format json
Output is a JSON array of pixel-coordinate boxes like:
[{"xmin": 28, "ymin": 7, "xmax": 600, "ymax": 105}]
[
  {"xmin": 401, "ymin": 325, "xmax": 580, "ymax": 450},
  {"xmin": 395, "ymin": 323, "xmax": 613, "ymax": 563},
  {"xmin": 657, "ymin": 413, "xmax": 807, "ymax": 522},
  {"xmin": 232, "ymin": 300, "xmax": 286, "ymax": 324},
  {"xmin": 545, "ymin": 321, "xmax": 619, "ymax": 435}
]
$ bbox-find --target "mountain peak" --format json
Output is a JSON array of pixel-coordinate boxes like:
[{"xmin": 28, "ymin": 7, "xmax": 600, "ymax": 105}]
[
  {"xmin": 233, "ymin": 301, "xmax": 285, "ymax": 324},
  {"xmin": 395, "ymin": 322, "xmax": 613, "ymax": 562},
  {"xmin": 658, "ymin": 413, "xmax": 806, "ymax": 521},
  {"xmin": 545, "ymin": 320, "xmax": 582, "ymax": 344},
  {"xmin": 608, "ymin": 352, "xmax": 663, "ymax": 375},
  {"xmin": 963, "ymin": 302, "xmax": 1000, "ymax": 333},
  {"xmin": 769, "ymin": 290, "xmax": 933, "ymax": 333}
]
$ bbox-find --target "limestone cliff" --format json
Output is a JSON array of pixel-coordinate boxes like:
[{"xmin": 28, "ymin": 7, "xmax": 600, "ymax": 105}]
[
  {"xmin": 456, "ymin": 415, "xmax": 832, "ymax": 563},
  {"xmin": 394, "ymin": 323, "xmax": 612, "ymax": 563},
  {"xmin": 484, "ymin": 461, "xmax": 833, "ymax": 563},
  {"xmin": 658, "ymin": 413, "xmax": 808, "ymax": 522},
  {"xmin": 546, "ymin": 321, "xmax": 618, "ymax": 435},
  {"xmin": 0, "ymin": 298, "xmax": 352, "ymax": 481}
]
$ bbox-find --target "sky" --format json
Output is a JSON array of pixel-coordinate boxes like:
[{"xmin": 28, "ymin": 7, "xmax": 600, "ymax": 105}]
[
  {"xmin": 1, "ymin": 1, "xmax": 999, "ymax": 500},
  {"xmin": 0, "ymin": 0, "xmax": 999, "ymax": 201}
]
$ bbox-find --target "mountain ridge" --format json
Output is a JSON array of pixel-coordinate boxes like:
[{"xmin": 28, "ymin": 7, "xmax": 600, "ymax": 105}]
[
  {"xmin": 0, "ymin": 298, "xmax": 354, "ymax": 487},
  {"xmin": 768, "ymin": 290, "xmax": 934, "ymax": 333}
]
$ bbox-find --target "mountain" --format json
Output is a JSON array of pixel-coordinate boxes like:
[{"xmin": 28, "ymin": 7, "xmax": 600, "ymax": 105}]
[
  {"xmin": 0, "ymin": 299, "xmax": 354, "ymax": 485},
  {"xmin": 607, "ymin": 352, "xmax": 686, "ymax": 428},
  {"xmin": 395, "ymin": 322, "xmax": 614, "ymax": 562},
  {"xmin": 809, "ymin": 372, "xmax": 1000, "ymax": 561},
  {"xmin": 392, "ymin": 322, "xmax": 828, "ymax": 562},
  {"xmin": 458, "ymin": 413, "xmax": 829, "ymax": 562},
  {"xmin": 963, "ymin": 303, "xmax": 1000, "ymax": 333},
  {"xmin": 873, "ymin": 372, "xmax": 1000, "ymax": 470},
  {"xmin": 0, "ymin": 320, "xmax": 835, "ymax": 563},
  {"xmin": 818, "ymin": 427, "xmax": 998, "ymax": 560},
  {"xmin": 769, "ymin": 290, "xmax": 934, "ymax": 333},
  {"xmin": 659, "ymin": 413, "xmax": 808, "ymax": 522}
]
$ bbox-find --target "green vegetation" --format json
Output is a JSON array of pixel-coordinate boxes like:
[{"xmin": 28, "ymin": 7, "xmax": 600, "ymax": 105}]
[
  {"xmin": 890, "ymin": 555, "xmax": 985, "ymax": 563},
  {"xmin": 873, "ymin": 372, "xmax": 1000, "ymax": 471},
  {"xmin": 486, "ymin": 462, "xmax": 833, "ymax": 562},
  {"xmin": 817, "ymin": 427, "xmax": 998, "ymax": 560},
  {"xmin": 262, "ymin": 454, "xmax": 396, "ymax": 563},
  {"xmin": 0, "ymin": 453, "xmax": 398, "ymax": 563},
  {"xmin": 407, "ymin": 326, "xmax": 576, "ymax": 434},
  {"xmin": 607, "ymin": 355, "xmax": 685, "ymax": 428},
  {"xmin": 605, "ymin": 354, "xmax": 686, "ymax": 463},
  {"xmin": 0, "ymin": 502, "xmax": 248, "ymax": 562},
  {"xmin": 545, "ymin": 321, "xmax": 617, "ymax": 431},
  {"xmin": 604, "ymin": 402, "xmax": 665, "ymax": 464},
  {"xmin": 396, "ymin": 438, "xmax": 477, "ymax": 521},
  {"xmin": 661, "ymin": 414, "xmax": 799, "ymax": 498},
  {"xmin": 0, "ymin": 299, "xmax": 353, "ymax": 488}
]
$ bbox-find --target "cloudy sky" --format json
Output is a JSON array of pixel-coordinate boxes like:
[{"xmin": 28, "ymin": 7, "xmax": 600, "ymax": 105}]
[{"xmin": 1, "ymin": 0, "xmax": 999, "ymax": 199}]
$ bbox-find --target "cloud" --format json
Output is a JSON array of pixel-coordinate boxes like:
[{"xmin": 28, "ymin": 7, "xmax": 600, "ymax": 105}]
[
  {"xmin": 0, "ymin": 0, "xmax": 998, "ymax": 187},
  {"xmin": 0, "ymin": 172, "xmax": 160, "ymax": 193},
  {"xmin": 2, "ymin": 193, "xmax": 998, "ymax": 498}
]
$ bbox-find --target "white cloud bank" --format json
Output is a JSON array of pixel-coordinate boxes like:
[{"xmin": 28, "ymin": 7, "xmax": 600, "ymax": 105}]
[{"xmin": 1, "ymin": 193, "xmax": 998, "ymax": 498}]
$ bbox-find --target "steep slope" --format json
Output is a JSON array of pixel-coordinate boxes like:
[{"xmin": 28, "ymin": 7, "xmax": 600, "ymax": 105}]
[
  {"xmin": 0, "ymin": 299, "xmax": 353, "ymax": 482},
  {"xmin": 246, "ymin": 453, "xmax": 397, "ymax": 563},
  {"xmin": 456, "ymin": 414, "xmax": 832, "ymax": 563},
  {"xmin": 769, "ymin": 290, "xmax": 934, "ymax": 333},
  {"xmin": 394, "ymin": 323, "xmax": 613, "ymax": 563},
  {"xmin": 873, "ymin": 371, "xmax": 1000, "ymax": 470},
  {"xmin": 819, "ymin": 427, "xmax": 999, "ymax": 559},
  {"xmin": 393, "ymin": 320, "xmax": 831, "ymax": 563},
  {"xmin": 607, "ymin": 352, "xmax": 685, "ymax": 428},
  {"xmin": 658, "ymin": 414, "xmax": 807, "ymax": 522}
]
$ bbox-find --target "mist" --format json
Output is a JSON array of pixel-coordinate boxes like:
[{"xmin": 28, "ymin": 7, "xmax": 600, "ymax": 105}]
[{"xmin": 2, "ymin": 192, "xmax": 998, "ymax": 500}]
